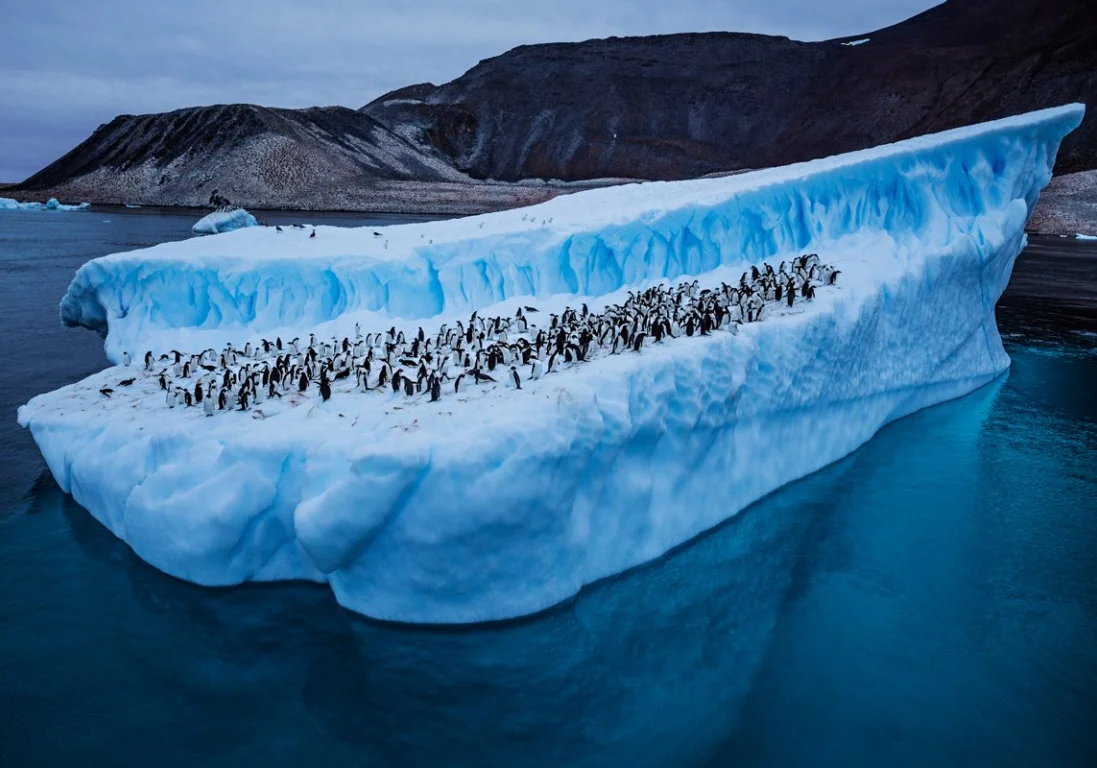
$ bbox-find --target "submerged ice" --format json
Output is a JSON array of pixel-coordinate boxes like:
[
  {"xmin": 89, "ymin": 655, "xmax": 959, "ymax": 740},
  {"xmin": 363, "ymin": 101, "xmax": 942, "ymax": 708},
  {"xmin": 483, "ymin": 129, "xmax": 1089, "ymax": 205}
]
[{"xmin": 20, "ymin": 104, "xmax": 1085, "ymax": 623}]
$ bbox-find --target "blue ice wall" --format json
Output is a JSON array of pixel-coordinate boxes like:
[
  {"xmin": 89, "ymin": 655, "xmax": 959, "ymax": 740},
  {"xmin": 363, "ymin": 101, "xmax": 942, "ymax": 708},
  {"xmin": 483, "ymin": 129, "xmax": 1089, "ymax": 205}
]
[{"xmin": 60, "ymin": 106, "xmax": 1084, "ymax": 364}]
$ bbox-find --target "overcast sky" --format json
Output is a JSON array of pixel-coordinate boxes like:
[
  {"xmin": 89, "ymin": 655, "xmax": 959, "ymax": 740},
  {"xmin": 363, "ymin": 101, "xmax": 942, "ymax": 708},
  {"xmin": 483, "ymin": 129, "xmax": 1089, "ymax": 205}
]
[{"xmin": 0, "ymin": 0, "xmax": 937, "ymax": 182}]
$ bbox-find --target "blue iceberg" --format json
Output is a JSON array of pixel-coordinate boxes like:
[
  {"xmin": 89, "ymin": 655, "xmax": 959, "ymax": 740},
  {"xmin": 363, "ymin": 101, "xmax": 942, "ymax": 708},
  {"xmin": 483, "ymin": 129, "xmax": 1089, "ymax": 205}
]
[
  {"xmin": 191, "ymin": 207, "xmax": 260, "ymax": 235},
  {"xmin": 20, "ymin": 104, "xmax": 1084, "ymax": 623},
  {"xmin": 1, "ymin": 197, "xmax": 90, "ymax": 211}
]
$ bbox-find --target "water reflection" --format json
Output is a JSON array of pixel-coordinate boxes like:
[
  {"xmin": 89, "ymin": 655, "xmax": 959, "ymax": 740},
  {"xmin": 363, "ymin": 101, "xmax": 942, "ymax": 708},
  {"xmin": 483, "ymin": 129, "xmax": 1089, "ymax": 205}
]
[
  {"xmin": 17, "ymin": 421, "xmax": 860, "ymax": 766},
  {"xmin": 9, "ymin": 346, "xmax": 1097, "ymax": 766}
]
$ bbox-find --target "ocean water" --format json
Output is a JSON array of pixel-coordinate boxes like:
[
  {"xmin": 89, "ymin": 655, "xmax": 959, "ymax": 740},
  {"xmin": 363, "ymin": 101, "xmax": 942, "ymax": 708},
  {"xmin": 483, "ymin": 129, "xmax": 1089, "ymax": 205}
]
[{"xmin": 1, "ymin": 208, "xmax": 1095, "ymax": 767}]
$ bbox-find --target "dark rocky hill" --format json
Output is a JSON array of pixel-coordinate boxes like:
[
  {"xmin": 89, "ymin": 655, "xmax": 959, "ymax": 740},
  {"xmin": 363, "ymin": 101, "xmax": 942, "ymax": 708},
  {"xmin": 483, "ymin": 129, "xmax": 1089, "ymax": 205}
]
[
  {"xmin": 362, "ymin": 0, "xmax": 1097, "ymax": 182},
  {"xmin": 9, "ymin": 104, "xmax": 483, "ymax": 210}
]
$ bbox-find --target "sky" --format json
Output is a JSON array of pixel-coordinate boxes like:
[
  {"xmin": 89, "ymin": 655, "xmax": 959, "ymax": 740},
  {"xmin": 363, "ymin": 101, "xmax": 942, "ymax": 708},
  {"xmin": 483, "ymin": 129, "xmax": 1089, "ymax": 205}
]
[{"xmin": 0, "ymin": 0, "xmax": 938, "ymax": 182}]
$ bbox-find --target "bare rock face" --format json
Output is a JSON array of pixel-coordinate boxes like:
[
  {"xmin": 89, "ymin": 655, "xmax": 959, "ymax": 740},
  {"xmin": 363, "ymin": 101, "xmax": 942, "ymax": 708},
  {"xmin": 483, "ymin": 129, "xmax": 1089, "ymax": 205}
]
[
  {"xmin": 362, "ymin": 0, "xmax": 1097, "ymax": 182},
  {"xmin": 1030, "ymin": 170, "xmax": 1097, "ymax": 235}
]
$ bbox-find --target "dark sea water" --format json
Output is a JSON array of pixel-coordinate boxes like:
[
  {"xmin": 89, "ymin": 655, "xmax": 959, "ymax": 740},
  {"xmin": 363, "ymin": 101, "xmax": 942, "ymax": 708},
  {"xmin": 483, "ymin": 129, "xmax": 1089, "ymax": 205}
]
[{"xmin": 1, "ymin": 208, "xmax": 1095, "ymax": 767}]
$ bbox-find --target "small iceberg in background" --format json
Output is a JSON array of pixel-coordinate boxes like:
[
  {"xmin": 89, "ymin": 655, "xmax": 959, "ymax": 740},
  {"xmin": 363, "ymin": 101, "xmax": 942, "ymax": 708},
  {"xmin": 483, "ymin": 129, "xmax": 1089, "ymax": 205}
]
[
  {"xmin": 192, "ymin": 208, "xmax": 259, "ymax": 235},
  {"xmin": 1, "ymin": 197, "xmax": 90, "ymax": 211},
  {"xmin": 124, "ymin": 203, "xmax": 142, "ymax": 209},
  {"xmin": 1075, "ymin": 233, "xmax": 1097, "ymax": 241}
]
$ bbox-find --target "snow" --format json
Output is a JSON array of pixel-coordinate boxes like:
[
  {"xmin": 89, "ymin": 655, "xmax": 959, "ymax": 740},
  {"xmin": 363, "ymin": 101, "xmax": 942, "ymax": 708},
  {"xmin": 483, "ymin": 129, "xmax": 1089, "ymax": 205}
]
[
  {"xmin": 842, "ymin": 38, "xmax": 870, "ymax": 46},
  {"xmin": 20, "ymin": 104, "xmax": 1085, "ymax": 624},
  {"xmin": 0, "ymin": 197, "xmax": 90, "ymax": 211},
  {"xmin": 1075, "ymin": 233, "xmax": 1097, "ymax": 240},
  {"xmin": 192, "ymin": 208, "xmax": 259, "ymax": 234}
]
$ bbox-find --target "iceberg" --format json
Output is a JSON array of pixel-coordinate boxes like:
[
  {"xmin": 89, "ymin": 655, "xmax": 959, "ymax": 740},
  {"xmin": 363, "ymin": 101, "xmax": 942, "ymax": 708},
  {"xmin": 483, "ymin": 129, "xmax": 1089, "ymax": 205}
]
[
  {"xmin": 1, "ymin": 197, "xmax": 90, "ymax": 211},
  {"xmin": 0, "ymin": 197, "xmax": 38, "ymax": 210},
  {"xmin": 192, "ymin": 208, "xmax": 260, "ymax": 235},
  {"xmin": 20, "ymin": 104, "xmax": 1084, "ymax": 624}
]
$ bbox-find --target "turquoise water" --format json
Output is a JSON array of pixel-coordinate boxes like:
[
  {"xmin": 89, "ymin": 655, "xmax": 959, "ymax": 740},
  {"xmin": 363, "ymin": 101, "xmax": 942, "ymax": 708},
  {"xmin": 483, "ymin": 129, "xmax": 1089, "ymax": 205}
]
[{"xmin": 1, "ymin": 209, "xmax": 1095, "ymax": 766}]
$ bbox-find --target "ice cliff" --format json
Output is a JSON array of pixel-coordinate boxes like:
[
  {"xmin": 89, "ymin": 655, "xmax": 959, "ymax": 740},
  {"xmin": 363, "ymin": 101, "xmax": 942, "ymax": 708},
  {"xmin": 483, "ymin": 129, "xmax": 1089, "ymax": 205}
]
[{"xmin": 22, "ymin": 104, "xmax": 1084, "ymax": 623}]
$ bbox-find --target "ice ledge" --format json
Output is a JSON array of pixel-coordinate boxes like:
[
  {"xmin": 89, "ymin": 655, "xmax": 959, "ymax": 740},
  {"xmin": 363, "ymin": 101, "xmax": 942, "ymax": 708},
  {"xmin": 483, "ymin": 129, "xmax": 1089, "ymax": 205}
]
[{"xmin": 59, "ymin": 104, "xmax": 1084, "ymax": 364}]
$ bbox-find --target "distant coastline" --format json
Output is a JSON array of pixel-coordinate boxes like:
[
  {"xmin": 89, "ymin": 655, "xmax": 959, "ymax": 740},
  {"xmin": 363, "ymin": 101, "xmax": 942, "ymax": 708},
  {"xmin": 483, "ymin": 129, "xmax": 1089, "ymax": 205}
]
[
  {"xmin": 6, "ymin": 170, "xmax": 1092, "ymax": 236},
  {"xmin": 1, "ymin": 176, "xmax": 633, "ymax": 218}
]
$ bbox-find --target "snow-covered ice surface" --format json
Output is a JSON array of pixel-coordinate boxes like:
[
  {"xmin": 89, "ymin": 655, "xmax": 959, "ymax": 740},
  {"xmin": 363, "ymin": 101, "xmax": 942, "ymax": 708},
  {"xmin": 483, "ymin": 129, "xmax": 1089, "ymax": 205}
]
[
  {"xmin": 192, "ymin": 208, "xmax": 259, "ymax": 234},
  {"xmin": 21, "ymin": 104, "xmax": 1084, "ymax": 623},
  {"xmin": 842, "ymin": 38, "xmax": 870, "ymax": 46},
  {"xmin": 1, "ymin": 197, "xmax": 90, "ymax": 211}
]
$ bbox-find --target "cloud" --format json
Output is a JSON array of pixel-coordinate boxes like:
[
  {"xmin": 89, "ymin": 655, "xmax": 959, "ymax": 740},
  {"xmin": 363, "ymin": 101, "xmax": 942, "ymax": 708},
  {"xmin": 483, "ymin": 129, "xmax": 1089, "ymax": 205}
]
[{"xmin": 0, "ymin": 0, "xmax": 937, "ymax": 181}]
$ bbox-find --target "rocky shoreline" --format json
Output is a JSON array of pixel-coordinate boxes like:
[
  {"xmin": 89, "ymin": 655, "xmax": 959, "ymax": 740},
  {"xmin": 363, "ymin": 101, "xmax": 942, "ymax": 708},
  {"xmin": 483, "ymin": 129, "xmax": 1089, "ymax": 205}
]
[
  {"xmin": 2, "ymin": 177, "xmax": 634, "ymax": 217},
  {"xmin": 7, "ymin": 171, "xmax": 1094, "ymax": 235},
  {"xmin": 1027, "ymin": 170, "xmax": 1097, "ymax": 236}
]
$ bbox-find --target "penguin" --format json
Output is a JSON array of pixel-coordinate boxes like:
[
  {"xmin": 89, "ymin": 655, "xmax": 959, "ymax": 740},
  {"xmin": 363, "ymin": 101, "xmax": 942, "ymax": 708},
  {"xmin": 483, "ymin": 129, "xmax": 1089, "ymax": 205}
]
[
  {"xmin": 309, "ymin": 229, "xmax": 317, "ymax": 238},
  {"xmin": 319, "ymin": 378, "xmax": 332, "ymax": 402},
  {"xmin": 828, "ymin": 269, "xmax": 841, "ymax": 285},
  {"xmin": 166, "ymin": 389, "xmax": 177, "ymax": 408},
  {"xmin": 144, "ymin": 351, "xmax": 154, "ymax": 370},
  {"xmin": 454, "ymin": 373, "xmax": 465, "ymax": 394},
  {"xmin": 122, "ymin": 351, "xmax": 131, "ymax": 366},
  {"xmin": 203, "ymin": 390, "xmax": 216, "ymax": 416},
  {"xmin": 158, "ymin": 372, "xmax": 167, "ymax": 390},
  {"xmin": 510, "ymin": 366, "xmax": 521, "ymax": 390},
  {"xmin": 194, "ymin": 381, "xmax": 204, "ymax": 403},
  {"xmin": 118, "ymin": 377, "xmax": 135, "ymax": 387},
  {"xmin": 276, "ymin": 225, "xmax": 283, "ymax": 232},
  {"xmin": 183, "ymin": 390, "xmax": 193, "ymax": 407},
  {"xmin": 429, "ymin": 376, "xmax": 441, "ymax": 401},
  {"xmin": 99, "ymin": 387, "xmax": 113, "ymax": 397},
  {"xmin": 404, "ymin": 377, "xmax": 415, "ymax": 397},
  {"xmin": 298, "ymin": 372, "xmax": 309, "ymax": 392}
]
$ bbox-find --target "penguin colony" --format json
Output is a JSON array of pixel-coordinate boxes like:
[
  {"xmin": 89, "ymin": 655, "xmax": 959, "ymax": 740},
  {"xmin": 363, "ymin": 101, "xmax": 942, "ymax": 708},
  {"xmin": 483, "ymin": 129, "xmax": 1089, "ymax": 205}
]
[{"xmin": 104, "ymin": 254, "xmax": 840, "ymax": 415}]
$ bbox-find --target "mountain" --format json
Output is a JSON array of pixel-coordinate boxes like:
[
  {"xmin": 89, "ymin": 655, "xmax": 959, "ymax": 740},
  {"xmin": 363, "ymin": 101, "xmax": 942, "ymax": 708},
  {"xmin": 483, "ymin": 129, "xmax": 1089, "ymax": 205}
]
[
  {"xmin": 8, "ymin": 104, "xmax": 494, "ymax": 211},
  {"xmin": 362, "ymin": 0, "xmax": 1097, "ymax": 182},
  {"xmin": 8, "ymin": 0, "xmax": 1095, "ymax": 216}
]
